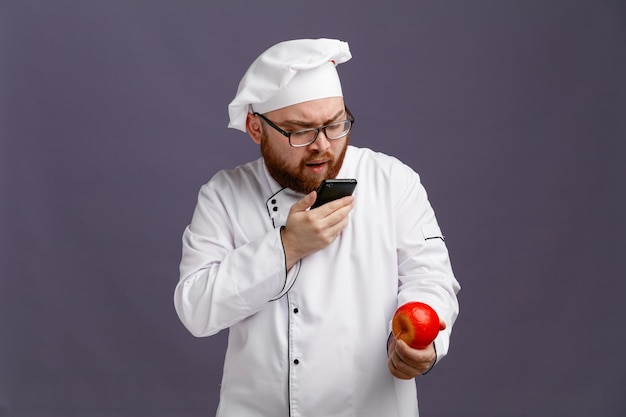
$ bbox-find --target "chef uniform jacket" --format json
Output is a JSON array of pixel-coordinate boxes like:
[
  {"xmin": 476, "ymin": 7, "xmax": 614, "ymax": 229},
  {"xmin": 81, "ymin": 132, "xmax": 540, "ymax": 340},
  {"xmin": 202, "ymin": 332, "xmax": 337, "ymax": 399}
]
[{"xmin": 174, "ymin": 145, "xmax": 460, "ymax": 417}]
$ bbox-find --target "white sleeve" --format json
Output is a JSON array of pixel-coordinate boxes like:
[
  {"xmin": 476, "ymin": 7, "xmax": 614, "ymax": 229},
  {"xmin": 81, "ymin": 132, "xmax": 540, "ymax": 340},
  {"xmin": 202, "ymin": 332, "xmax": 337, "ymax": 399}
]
[
  {"xmin": 173, "ymin": 183, "xmax": 289, "ymax": 337},
  {"xmin": 394, "ymin": 166, "xmax": 461, "ymax": 363}
]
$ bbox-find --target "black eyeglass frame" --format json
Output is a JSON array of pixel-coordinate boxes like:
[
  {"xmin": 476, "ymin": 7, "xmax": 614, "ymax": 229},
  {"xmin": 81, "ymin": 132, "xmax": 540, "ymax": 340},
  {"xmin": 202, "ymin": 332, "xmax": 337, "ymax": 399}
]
[{"xmin": 253, "ymin": 107, "xmax": 354, "ymax": 148}]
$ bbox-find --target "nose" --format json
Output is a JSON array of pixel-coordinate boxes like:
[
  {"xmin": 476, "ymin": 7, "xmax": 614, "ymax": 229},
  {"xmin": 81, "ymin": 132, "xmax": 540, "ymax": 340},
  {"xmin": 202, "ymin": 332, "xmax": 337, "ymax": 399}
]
[{"xmin": 307, "ymin": 129, "xmax": 331, "ymax": 152}]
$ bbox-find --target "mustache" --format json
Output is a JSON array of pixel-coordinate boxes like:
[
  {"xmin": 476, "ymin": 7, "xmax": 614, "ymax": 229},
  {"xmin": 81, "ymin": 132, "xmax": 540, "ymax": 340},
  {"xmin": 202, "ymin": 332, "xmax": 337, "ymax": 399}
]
[{"xmin": 303, "ymin": 151, "xmax": 333, "ymax": 164}]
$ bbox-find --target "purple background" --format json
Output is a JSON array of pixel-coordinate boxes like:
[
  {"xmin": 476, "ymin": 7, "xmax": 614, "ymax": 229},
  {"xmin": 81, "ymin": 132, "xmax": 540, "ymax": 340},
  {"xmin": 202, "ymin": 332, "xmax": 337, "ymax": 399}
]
[{"xmin": 1, "ymin": 1, "xmax": 625, "ymax": 416}]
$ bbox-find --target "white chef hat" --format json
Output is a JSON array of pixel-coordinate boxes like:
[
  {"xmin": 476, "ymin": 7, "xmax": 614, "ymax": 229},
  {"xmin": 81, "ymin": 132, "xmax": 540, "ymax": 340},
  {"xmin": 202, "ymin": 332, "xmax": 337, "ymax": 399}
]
[{"xmin": 227, "ymin": 38, "xmax": 352, "ymax": 132}]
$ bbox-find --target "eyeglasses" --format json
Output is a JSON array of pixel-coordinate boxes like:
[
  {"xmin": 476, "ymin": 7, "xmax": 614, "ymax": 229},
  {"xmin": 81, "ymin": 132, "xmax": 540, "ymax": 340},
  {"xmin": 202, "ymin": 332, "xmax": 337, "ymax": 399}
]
[{"xmin": 253, "ymin": 108, "xmax": 354, "ymax": 148}]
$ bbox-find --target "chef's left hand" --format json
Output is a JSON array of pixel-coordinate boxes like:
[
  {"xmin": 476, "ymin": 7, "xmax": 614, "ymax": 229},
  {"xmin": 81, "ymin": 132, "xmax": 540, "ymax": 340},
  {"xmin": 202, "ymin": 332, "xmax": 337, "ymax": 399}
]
[{"xmin": 387, "ymin": 338, "xmax": 437, "ymax": 380}]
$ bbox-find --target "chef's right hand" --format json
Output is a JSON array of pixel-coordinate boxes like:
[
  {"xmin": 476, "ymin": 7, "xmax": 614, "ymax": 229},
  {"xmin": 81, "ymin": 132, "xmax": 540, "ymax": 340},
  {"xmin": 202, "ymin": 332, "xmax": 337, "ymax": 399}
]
[{"xmin": 280, "ymin": 191, "xmax": 354, "ymax": 270}]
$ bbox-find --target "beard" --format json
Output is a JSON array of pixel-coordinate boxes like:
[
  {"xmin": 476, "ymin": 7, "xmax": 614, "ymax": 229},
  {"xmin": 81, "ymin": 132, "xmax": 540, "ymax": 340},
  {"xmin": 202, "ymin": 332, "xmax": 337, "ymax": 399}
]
[{"xmin": 260, "ymin": 134, "xmax": 349, "ymax": 194}]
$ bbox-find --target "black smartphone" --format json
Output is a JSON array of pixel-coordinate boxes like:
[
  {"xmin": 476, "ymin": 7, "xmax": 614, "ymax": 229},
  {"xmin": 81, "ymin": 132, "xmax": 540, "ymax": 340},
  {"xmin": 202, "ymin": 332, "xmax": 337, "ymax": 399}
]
[{"xmin": 311, "ymin": 178, "xmax": 357, "ymax": 209}]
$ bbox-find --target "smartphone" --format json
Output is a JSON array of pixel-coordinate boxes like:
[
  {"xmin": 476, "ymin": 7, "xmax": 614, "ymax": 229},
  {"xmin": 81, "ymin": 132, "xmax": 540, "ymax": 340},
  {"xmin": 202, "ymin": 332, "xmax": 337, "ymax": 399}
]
[{"xmin": 311, "ymin": 178, "xmax": 357, "ymax": 209}]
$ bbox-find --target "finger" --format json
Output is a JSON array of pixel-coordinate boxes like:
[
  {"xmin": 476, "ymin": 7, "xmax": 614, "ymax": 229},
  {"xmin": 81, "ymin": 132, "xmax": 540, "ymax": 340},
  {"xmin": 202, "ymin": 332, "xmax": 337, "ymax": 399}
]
[
  {"xmin": 316, "ymin": 201, "xmax": 355, "ymax": 230},
  {"xmin": 319, "ymin": 209, "xmax": 353, "ymax": 242},
  {"xmin": 439, "ymin": 319, "xmax": 447, "ymax": 331},
  {"xmin": 388, "ymin": 354, "xmax": 414, "ymax": 380},
  {"xmin": 311, "ymin": 195, "xmax": 354, "ymax": 215},
  {"xmin": 308, "ymin": 199, "xmax": 353, "ymax": 234},
  {"xmin": 392, "ymin": 353, "xmax": 430, "ymax": 377},
  {"xmin": 393, "ymin": 340, "xmax": 416, "ymax": 366},
  {"xmin": 395, "ymin": 340, "xmax": 435, "ymax": 369},
  {"xmin": 392, "ymin": 341, "xmax": 419, "ymax": 370},
  {"xmin": 294, "ymin": 191, "xmax": 317, "ymax": 212}
]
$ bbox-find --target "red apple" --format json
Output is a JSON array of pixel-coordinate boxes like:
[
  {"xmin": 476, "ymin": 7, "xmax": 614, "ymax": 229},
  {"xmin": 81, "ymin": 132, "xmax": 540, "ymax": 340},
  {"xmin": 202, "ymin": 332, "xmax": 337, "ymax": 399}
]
[{"xmin": 392, "ymin": 301, "xmax": 441, "ymax": 349}]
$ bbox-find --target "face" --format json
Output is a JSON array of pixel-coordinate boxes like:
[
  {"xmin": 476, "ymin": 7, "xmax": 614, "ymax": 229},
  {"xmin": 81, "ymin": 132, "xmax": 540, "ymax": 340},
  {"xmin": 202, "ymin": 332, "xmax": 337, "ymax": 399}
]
[{"xmin": 249, "ymin": 97, "xmax": 350, "ymax": 194}]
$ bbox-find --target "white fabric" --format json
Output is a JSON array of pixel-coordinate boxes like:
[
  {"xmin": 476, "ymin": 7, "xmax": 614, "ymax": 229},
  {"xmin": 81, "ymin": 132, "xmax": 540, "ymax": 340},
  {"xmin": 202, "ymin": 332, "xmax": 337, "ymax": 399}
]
[
  {"xmin": 227, "ymin": 38, "xmax": 352, "ymax": 132},
  {"xmin": 251, "ymin": 61, "xmax": 342, "ymax": 115},
  {"xmin": 174, "ymin": 146, "xmax": 461, "ymax": 417}
]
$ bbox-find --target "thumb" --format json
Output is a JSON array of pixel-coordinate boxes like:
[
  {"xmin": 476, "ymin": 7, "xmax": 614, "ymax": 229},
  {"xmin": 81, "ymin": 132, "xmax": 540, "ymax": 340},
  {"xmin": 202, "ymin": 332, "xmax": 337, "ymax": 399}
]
[{"xmin": 439, "ymin": 319, "xmax": 447, "ymax": 331}]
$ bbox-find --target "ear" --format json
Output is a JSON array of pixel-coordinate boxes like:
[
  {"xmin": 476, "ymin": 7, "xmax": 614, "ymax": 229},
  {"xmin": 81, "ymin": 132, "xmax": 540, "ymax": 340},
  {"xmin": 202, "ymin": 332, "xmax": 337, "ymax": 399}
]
[{"xmin": 246, "ymin": 112, "xmax": 263, "ymax": 144}]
